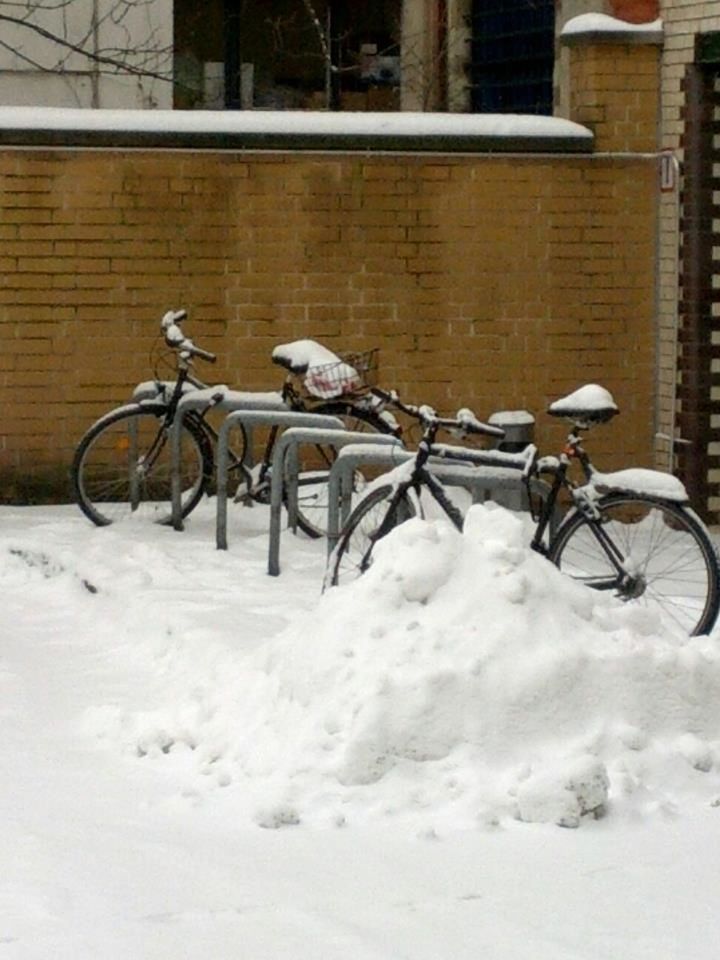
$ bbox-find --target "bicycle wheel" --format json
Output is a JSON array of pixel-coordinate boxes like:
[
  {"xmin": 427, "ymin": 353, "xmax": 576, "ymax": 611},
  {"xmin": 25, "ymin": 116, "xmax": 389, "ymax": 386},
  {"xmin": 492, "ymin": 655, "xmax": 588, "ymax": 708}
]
[
  {"xmin": 325, "ymin": 482, "xmax": 418, "ymax": 588},
  {"xmin": 291, "ymin": 402, "xmax": 396, "ymax": 539},
  {"xmin": 72, "ymin": 403, "xmax": 213, "ymax": 526},
  {"xmin": 548, "ymin": 494, "xmax": 720, "ymax": 636}
]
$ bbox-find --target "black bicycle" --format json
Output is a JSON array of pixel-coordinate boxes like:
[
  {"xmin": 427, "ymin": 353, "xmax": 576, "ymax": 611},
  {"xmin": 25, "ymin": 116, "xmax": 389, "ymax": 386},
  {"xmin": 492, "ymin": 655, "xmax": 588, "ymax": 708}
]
[
  {"xmin": 71, "ymin": 310, "xmax": 396, "ymax": 532},
  {"xmin": 325, "ymin": 385, "xmax": 720, "ymax": 637}
]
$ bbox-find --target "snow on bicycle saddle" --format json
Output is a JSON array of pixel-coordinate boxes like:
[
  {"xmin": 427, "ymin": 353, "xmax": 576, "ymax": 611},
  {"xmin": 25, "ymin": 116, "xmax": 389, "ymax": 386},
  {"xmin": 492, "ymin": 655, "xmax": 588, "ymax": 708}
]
[
  {"xmin": 271, "ymin": 339, "xmax": 362, "ymax": 399},
  {"xmin": 548, "ymin": 384, "xmax": 619, "ymax": 425},
  {"xmin": 271, "ymin": 339, "xmax": 340, "ymax": 375}
]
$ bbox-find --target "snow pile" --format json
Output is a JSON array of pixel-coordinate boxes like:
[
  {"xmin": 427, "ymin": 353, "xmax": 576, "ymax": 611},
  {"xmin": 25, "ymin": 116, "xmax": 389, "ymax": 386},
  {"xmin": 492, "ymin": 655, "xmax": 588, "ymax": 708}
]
[{"xmin": 88, "ymin": 503, "xmax": 720, "ymax": 832}]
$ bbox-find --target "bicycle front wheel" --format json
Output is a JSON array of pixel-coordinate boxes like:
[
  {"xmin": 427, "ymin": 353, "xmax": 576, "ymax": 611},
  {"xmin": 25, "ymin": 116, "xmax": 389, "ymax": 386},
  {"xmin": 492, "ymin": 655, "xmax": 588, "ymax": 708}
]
[
  {"xmin": 292, "ymin": 402, "xmax": 396, "ymax": 539},
  {"xmin": 548, "ymin": 494, "xmax": 720, "ymax": 636},
  {"xmin": 72, "ymin": 403, "xmax": 213, "ymax": 526},
  {"xmin": 325, "ymin": 483, "xmax": 418, "ymax": 588}
]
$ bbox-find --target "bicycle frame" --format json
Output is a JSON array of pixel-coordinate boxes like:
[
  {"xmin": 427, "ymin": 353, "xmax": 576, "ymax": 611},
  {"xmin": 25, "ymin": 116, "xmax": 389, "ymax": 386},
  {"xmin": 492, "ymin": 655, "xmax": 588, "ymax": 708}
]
[
  {"xmin": 329, "ymin": 382, "xmax": 720, "ymax": 636},
  {"xmin": 372, "ymin": 423, "xmax": 642, "ymax": 600},
  {"xmin": 527, "ymin": 436, "xmax": 642, "ymax": 595},
  {"xmin": 148, "ymin": 352, "xmax": 368, "ymax": 505},
  {"xmin": 138, "ymin": 353, "xmax": 253, "ymax": 490}
]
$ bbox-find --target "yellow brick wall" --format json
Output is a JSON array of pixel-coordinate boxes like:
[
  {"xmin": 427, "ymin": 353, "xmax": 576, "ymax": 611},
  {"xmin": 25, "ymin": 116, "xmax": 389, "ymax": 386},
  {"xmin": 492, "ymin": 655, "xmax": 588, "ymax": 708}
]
[
  {"xmin": 0, "ymin": 146, "xmax": 657, "ymax": 502},
  {"xmin": 568, "ymin": 42, "xmax": 660, "ymax": 152}
]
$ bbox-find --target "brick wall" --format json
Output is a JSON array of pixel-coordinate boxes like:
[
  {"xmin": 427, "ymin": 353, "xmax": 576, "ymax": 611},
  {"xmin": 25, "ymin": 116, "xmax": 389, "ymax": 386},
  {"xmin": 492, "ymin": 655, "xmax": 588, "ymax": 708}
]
[
  {"xmin": 0, "ymin": 141, "xmax": 658, "ymax": 502},
  {"xmin": 568, "ymin": 41, "xmax": 660, "ymax": 152}
]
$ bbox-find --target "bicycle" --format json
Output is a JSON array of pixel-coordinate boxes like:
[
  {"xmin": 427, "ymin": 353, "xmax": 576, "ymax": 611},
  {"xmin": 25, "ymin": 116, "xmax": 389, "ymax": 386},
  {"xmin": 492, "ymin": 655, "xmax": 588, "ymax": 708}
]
[
  {"xmin": 71, "ymin": 310, "xmax": 396, "ymax": 532},
  {"xmin": 325, "ymin": 384, "xmax": 720, "ymax": 638}
]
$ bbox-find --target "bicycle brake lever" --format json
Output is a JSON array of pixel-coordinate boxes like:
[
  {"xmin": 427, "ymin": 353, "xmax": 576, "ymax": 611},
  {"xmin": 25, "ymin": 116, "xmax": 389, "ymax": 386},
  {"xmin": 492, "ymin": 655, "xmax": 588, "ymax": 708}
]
[
  {"xmin": 161, "ymin": 309, "xmax": 187, "ymax": 332},
  {"xmin": 164, "ymin": 322, "xmax": 186, "ymax": 347}
]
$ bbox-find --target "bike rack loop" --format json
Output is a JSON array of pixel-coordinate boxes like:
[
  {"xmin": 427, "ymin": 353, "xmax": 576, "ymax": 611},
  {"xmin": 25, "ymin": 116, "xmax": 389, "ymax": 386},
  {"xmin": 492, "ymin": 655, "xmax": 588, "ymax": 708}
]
[
  {"xmin": 267, "ymin": 428, "xmax": 403, "ymax": 576},
  {"xmin": 215, "ymin": 412, "xmax": 346, "ymax": 551},
  {"xmin": 326, "ymin": 444, "xmax": 556, "ymax": 557},
  {"xmin": 325, "ymin": 442, "xmax": 411, "ymax": 550},
  {"xmin": 280, "ymin": 429, "xmax": 402, "ymax": 534},
  {"xmin": 170, "ymin": 388, "xmax": 287, "ymax": 530}
]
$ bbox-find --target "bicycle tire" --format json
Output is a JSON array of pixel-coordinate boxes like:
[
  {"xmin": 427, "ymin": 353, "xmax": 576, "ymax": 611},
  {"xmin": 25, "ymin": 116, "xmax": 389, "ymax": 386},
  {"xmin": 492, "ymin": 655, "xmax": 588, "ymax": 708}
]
[
  {"xmin": 325, "ymin": 482, "xmax": 418, "ymax": 588},
  {"xmin": 72, "ymin": 403, "xmax": 213, "ymax": 526},
  {"xmin": 548, "ymin": 493, "xmax": 720, "ymax": 636},
  {"xmin": 291, "ymin": 401, "xmax": 396, "ymax": 539}
]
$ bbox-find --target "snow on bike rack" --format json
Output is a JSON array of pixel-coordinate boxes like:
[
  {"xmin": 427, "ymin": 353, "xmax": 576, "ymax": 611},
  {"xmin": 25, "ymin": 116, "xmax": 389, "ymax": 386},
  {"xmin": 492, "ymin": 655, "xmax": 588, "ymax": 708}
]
[
  {"xmin": 169, "ymin": 387, "xmax": 288, "ymax": 530},
  {"xmin": 265, "ymin": 427, "xmax": 402, "ymax": 576},
  {"xmin": 325, "ymin": 443, "xmax": 558, "ymax": 556},
  {"xmin": 213, "ymin": 411, "xmax": 346, "ymax": 551}
]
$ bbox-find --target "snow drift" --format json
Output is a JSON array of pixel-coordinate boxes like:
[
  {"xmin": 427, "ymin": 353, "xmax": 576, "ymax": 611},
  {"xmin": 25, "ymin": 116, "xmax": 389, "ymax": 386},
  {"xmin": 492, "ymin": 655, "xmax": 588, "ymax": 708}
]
[{"xmin": 85, "ymin": 503, "xmax": 720, "ymax": 831}]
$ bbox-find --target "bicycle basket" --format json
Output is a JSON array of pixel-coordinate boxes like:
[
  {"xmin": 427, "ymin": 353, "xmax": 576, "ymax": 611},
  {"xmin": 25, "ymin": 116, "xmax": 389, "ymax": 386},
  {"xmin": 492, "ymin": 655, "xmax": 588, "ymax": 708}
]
[{"xmin": 303, "ymin": 348, "xmax": 379, "ymax": 399}]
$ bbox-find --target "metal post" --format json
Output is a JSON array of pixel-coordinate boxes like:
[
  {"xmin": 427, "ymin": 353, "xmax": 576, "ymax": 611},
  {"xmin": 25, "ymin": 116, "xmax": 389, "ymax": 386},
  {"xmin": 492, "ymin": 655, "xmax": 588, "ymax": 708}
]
[
  {"xmin": 267, "ymin": 431, "xmax": 402, "ymax": 575},
  {"xmin": 169, "ymin": 388, "xmax": 287, "ymax": 530},
  {"xmin": 215, "ymin": 413, "xmax": 345, "ymax": 552},
  {"xmin": 128, "ymin": 412, "xmax": 140, "ymax": 512}
]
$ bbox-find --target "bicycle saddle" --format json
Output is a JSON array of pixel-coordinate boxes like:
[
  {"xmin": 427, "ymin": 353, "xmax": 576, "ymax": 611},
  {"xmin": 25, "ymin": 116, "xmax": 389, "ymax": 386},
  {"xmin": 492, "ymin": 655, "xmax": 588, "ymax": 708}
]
[
  {"xmin": 271, "ymin": 339, "xmax": 341, "ymax": 375},
  {"xmin": 548, "ymin": 384, "xmax": 619, "ymax": 425}
]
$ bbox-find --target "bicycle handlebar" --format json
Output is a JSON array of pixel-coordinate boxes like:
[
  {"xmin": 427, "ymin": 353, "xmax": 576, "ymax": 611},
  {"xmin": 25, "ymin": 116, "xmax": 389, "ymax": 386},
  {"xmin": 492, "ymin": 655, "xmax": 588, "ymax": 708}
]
[
  {"xmin": 182, "ymin": 341, "xmax": 218, "ymax": 363},
  {"xmin": 161, "ymin": 308, "xmax": 187, "ymax": 330},
  {"xmin": 455, "ymin": 408, "xmax": 505, "ymax": 439},
  {"xmin": 371, "ymin": 387, "xmax": 417, "ymax": 418},
  {"xmin": 160, "ymin": 310, "xmax": 217, "ymax": 364},
  {"xmin": 371, "ymin": 387, "xmax": 504, "ymax": 440},
  {"xmin": 431, "ymin": 411, "xmax": 504, "ymax": 439}
]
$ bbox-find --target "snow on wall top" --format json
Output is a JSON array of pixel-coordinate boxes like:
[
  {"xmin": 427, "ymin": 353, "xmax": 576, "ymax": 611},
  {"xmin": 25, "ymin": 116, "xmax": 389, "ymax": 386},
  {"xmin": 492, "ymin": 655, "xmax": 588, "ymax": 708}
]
[
  {"xmin": 0, "ymin": 106, "xmax": 594, "ymax": 154},
  {"xmin": 561, "ymin": 13, "xmax": 663, "ymax": 41}
]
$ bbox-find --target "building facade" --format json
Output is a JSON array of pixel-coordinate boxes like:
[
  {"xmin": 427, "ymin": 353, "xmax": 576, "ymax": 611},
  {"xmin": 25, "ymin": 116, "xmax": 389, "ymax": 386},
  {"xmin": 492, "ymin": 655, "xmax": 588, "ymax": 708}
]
[
  {"xmin": 0, "ymin": 1, "xmax": 564, "ymax": 115},
  {"xmin": 4, "ymin": 0, "xmax": 720, "ymax": 521},
  {"xmin": 655, "ymin": 2, "xmax": 720, "ymax": 518}
]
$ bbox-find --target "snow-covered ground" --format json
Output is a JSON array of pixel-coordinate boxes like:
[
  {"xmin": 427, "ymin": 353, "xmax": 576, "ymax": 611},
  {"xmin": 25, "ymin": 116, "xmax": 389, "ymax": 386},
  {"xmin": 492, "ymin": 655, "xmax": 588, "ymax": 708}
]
[{"xmin": 2, "ymin": 499, "xmax": 720, "ymax": 959}]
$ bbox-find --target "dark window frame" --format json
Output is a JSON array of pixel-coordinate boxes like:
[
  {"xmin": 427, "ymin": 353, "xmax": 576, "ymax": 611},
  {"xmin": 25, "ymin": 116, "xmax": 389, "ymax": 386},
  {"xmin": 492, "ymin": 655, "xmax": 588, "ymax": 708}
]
[{"xmin": 469, "ymin": 0, "xmax": 555, "ymax": 116}]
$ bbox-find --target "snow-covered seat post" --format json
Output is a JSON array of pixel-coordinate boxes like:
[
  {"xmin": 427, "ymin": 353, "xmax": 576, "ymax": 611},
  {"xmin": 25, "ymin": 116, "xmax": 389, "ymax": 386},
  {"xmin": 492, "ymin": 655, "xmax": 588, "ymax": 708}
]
[{"xmin": 547, "ymin": 383, "xmax": 689, "ymax": 501}]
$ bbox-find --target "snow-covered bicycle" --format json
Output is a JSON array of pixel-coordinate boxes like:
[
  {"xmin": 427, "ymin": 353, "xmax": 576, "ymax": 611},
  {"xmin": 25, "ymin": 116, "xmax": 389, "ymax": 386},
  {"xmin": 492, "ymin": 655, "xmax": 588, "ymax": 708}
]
[
  {"xmin": 325, "ymin": 384, "xmax": 720, "ymax": 637},
  {"xmin": 71, "ymin": 310, "xmax": 396, "ymax": 532}
]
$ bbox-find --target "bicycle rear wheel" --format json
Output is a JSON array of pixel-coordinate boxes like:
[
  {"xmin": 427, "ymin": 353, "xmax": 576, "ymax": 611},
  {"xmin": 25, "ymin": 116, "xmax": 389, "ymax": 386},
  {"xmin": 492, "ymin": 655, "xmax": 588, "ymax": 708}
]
[
  {"xmin": 548, "ymin": 494, "xmax": 720, "ymax": 636},
  {"xmin": 291, "ymin": 402, "xmax": 396, "ymax": 539},
  {"xmin": 72, "ymin": 403, "xmax": 213, "ymax": 526},
  {"xmin": 325, "ymin": 482, "xmax": 418, "ymax": 588}
]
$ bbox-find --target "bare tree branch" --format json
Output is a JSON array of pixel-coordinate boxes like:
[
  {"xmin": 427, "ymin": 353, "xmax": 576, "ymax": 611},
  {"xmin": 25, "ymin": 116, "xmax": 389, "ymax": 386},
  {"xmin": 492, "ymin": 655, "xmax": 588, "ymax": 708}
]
[
  {"xmin": 0, "ymin": 4, "xmax": 173, "ymax": 83},
  {"xmin": 300, "ymin": 0, "xmax": 335, "ymax": 72}
]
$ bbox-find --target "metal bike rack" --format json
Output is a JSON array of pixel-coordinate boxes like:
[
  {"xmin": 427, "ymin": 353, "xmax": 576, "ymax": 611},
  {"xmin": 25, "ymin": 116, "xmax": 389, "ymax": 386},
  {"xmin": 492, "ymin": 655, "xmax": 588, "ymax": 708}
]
[
  {"xmin": 215, "ymin": 411, "xmax": 346, "ymax": 551},
  {"xmin": 326, "ymin": 443, "xmax": 554, "ymax": 555},
  {"xmin": 170, "ymin": 389, "xmax": 551, "ymax": 576},
  {"xmin": 266, "ymin": 428, "xmax": 403, "ymax": 576},
  {"xmin": 170, "ymin": 387, "xmax": 288, "ymax": 530}
]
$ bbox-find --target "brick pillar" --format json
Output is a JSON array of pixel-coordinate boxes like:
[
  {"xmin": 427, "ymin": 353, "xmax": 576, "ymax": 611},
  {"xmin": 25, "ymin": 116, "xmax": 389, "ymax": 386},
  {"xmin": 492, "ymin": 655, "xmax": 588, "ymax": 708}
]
[{"xmin": 562, "ymin": 21, "xmax": 662, "ymax": 152}]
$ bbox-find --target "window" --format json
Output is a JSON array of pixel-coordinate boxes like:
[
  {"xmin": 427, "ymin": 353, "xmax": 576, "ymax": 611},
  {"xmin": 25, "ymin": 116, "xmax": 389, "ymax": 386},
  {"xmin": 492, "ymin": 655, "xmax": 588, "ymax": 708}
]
[
  {"xmin": 469, "ymin": 0, "xmax": 554, "ymax": 115},
  {"xmin": 174, "ymin": 0, "xmax": 401, "ymax": 110}
]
